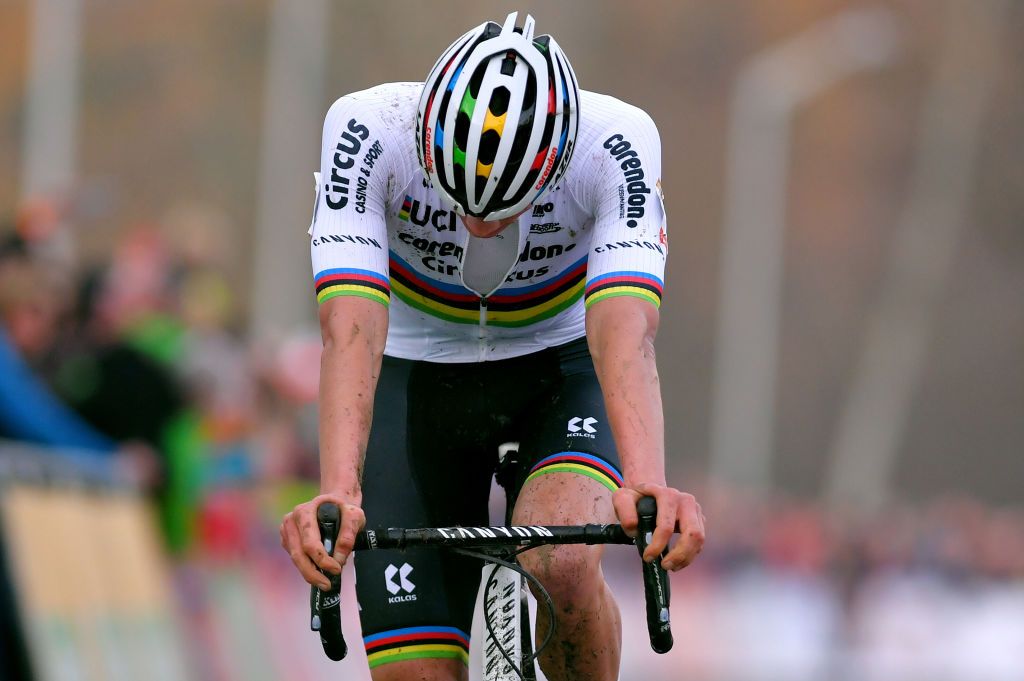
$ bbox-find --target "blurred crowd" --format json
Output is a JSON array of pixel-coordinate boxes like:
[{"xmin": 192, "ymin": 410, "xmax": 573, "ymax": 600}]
[
  {"xmin": 620, "ymin": 489, "xmax": 1024, "ymax": 680},
  {"xmin": 1, "ymin": 200, "xmax": 1022, "ymax": 680},
  {"xmin": 0, "ymin": 198, "xmax": 322, "ymax": 555}
]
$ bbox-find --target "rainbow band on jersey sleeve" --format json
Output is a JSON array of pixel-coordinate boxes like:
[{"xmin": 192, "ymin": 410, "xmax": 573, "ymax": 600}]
[
  {"xmin": 524, "ymin": 452, "xmax": 624, "ymax": 493},
  {"xmin": 364, "ymin": 626, "xmax": 470, "ymax": 669},
  {"xmin": 315, "ymin": 268, "xmax": 390, "ymax": 307},
  {"xmin": 584, "ymin": 271, "xmax": 663, "ymax": 309}
]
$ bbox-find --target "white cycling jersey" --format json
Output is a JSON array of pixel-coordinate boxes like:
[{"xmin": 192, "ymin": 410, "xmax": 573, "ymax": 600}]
[{"xmin": 309, "ymin": 82, "xmax": 667, "ymax": 362}]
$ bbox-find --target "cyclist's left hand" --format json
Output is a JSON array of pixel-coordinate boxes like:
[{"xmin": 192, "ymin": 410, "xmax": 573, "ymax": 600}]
[{"xmin": 613, "ymin": 483, "xmax": 706, "ymax": 571}]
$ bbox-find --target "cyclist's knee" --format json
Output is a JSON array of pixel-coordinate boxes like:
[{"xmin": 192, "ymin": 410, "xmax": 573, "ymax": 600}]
[
  {"xmin": 517, "ymin": 543, "xmax": 604, "ymax": 605},
  {"xmin": 512, "ymin": 470, "xmax": 613, "ymax": 604},
  {"xmin": 370, "ymin": 658, "xmax": 467, "ymax": 681}
]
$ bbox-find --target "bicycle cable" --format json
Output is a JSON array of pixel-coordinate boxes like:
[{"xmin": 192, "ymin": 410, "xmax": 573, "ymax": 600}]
[{"xmin": 453, "ymin": 546, "xmax": 557, "ymax": 681}]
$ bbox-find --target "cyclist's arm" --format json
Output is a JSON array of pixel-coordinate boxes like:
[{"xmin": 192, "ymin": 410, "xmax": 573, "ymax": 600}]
[
  {"xmin": 581, "ymin": 104, "xmax": 704, "ymax": 571},
  {"xmin": 313, "ymin": 294, "xmax": 386, "ymax": 558},
  {"xmin": 586, "ymin": 297, "xmax": 703, "ymax": 572},
  {"xmin": 317, "ymin": 297, "xmax": 386, "ymax": 500},
  {"xmin": 586, "ymin": 296, "xmax": 664, "ymax": 487},
  {"xmin": 281, "ymin": 297, "xmax": 383, "ymax": 590},
  {"xmin": 281, "ymin": 93, "xmax": 395, "ymax": 589}
]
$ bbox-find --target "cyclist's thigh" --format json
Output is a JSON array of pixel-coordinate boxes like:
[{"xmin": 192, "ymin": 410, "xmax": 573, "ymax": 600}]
[
  {"xmin": 509, "ymin": 343, "xmax": 621, "ymax": 596},
  {"xmin": 357, "ymin": 357, "xmax": 493, "ymax": 674},
  {"xmin": 511, "ymin": 339, "xmax": 621, "ymax": 527}
]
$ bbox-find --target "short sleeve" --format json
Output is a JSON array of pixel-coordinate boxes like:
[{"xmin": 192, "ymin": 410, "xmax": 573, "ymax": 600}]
[
  {"xmin": 310, "ymin": 97, "xmax": 393, "ymax": 307},
  {"xmin": 583, "ymin": 109, "xmax": 668, "ymax": 311}
]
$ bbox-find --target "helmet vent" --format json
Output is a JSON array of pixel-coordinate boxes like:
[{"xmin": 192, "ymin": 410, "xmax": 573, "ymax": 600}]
[
  {"xmin": 468, "ymin": 66, "xmax": 485, "ymax": 98},
  {"xmin": 479, "ymin": 130, "xmax": 500, "ymax": 165},
  {"xmin": 490, "ymin": 87, "xmax": 510, "ymax": 116},
  {"xmin": 455, "ymin": 111, "xmax": 470, "ymax": 154},
  {"xmin": 474, "ymin": 175, "xmax": 488, "ymax": 204}
]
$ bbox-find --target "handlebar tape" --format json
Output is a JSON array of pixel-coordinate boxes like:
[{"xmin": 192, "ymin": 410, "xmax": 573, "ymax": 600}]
[
  {"xmin": 310, "ymin": 502, "xmax": 347, "ymax": 661},
  {"xmin": 635, "ymin": 496, "xmax": 674, "ymax": 653}
]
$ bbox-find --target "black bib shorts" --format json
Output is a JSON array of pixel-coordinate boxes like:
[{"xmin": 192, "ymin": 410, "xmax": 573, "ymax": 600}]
[{"xmin": 354, "ymin": 337, "xmax": 623, "ymax": 669}]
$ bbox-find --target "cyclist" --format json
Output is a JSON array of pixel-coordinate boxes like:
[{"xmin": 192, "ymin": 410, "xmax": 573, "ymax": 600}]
[{"xmin": 280, "ymin": 12, "xmax": 705, "ymax": 681}]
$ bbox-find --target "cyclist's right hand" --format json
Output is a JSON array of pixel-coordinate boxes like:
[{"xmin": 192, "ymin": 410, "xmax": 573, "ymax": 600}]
[{"xmin": 280, "ymin": 493, "xmax": 365, "ymax": 590}]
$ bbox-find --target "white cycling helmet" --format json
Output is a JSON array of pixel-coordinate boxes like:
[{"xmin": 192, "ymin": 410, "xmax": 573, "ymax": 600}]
[{"xmin": 416, "ymin": 11, "xmax": 580, "ymax": 221}]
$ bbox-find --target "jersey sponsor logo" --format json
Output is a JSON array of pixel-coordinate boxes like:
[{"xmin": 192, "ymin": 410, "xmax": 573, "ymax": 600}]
[
  {"xmin": 311, "ymin": 233, "xmax": 383, "ymax": 248},
  {"xmin": 531, "ymin": 202, "xmax": 554, "ymax": 218},
  {"xmin": 529, "ymin": 222, "xmax": 561, "ymax": 234},
  {"xmin": 385, "ymin": 563, "xmax": 417, "ymax": 604},
  {"xmin": 518, "ymin": 239, "xmax": 576, "ymax": 263},
  {"xmin": 604, "ymin": 133, "xmax": 652, "ymax": 228},
  {"xmin": 593, "ymin": 239, "xmax": 664, "ymax": 255},
  {"xmin": 397, "ymin": 232, "xmax": 463, "ymax": 259},
  {"xmin": 397, "ymin": 195, "xmax": 456, "ymax": 232},
  {"xmin": 325, "ymin": 118, "xmax": 371, "ymax": 210},
  {"xmin": 397, "ymin": 232, "xmax": 463, "ymax": 276},
  {"xmin": 567, "ymin": 416, "xmax": 598, "ymax": 437},
  {"xmin": 504, "ymin": 266, "xmax": 549, "ymax": 283},
  {"xmin": 353, "ymin": 139, "xmax": 383, "ymax": 214},
  {"xmin": 361, "ymin": 140, "xmax": 383, "ymax": 173}
]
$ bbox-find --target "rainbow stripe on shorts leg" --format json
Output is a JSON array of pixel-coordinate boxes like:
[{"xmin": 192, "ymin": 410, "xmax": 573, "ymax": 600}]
[
  {"xmin": 314, "ymin": 267, "xmax": 390, "ymax": 307},
  {"xmin": 364, "ymin": 626, "xmax": 470, "ymax": 669},
  {"xmin": 524, "ymin": 452, "xmax": 624, "ymax": 492}
]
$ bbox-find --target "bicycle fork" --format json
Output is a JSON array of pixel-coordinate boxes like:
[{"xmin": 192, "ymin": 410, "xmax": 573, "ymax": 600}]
[
  {"xmin": 482, "ymin": 442, "xmax": 538, "ymax": 681},
  {"xmin": 481, "ymin": 561, "xmax": 536, "ymax": 681}
]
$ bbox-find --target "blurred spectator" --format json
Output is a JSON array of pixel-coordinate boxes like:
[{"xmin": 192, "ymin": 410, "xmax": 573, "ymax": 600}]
[
  {"xmin": 52, "ymin": 262, "xmax": 185, "ymax": 451},
  {"xmin": 0, "ymin": 245, "xmax": 63, "ymax": 362},
  {"xmin": 0, "ymin": 240, "xmax": 113, "ymax": 453}
]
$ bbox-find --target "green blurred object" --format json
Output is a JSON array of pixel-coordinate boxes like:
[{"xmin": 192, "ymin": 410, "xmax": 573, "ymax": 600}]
[
  {"xmin": 124, "ymin": 314, "xmax": 187, "ymax": 366},
  {"xmin": 271, "ymin": 479, "xmax": 319, "ymax": 521},
  {"xmin": 159, "ymin": 410, "xmax": 205, "ymax": 554}
]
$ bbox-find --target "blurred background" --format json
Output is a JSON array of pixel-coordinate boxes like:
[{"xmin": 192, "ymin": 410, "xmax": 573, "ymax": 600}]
[{"xmin": 0, "ymin": 1, "xmax": 1021, "ymax": 680}]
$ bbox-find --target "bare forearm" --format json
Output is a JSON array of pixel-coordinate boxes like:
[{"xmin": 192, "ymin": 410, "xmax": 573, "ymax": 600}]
[
  {"xmin": 588, "ymin": 297, "xmax": 705, "ymax": 571},
  {"xmin": 317, "ymin": 297, "xmax": 388, "ymax": 500},
  {"xmin": 586, "ymin": 298, "xmax": 665, "ymax": 486}
]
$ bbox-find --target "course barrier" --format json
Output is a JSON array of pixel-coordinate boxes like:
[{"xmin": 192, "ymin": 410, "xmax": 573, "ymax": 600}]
[{"xmin": 0, "ymin": 442, "xmax": 191, "ymax": 681}]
